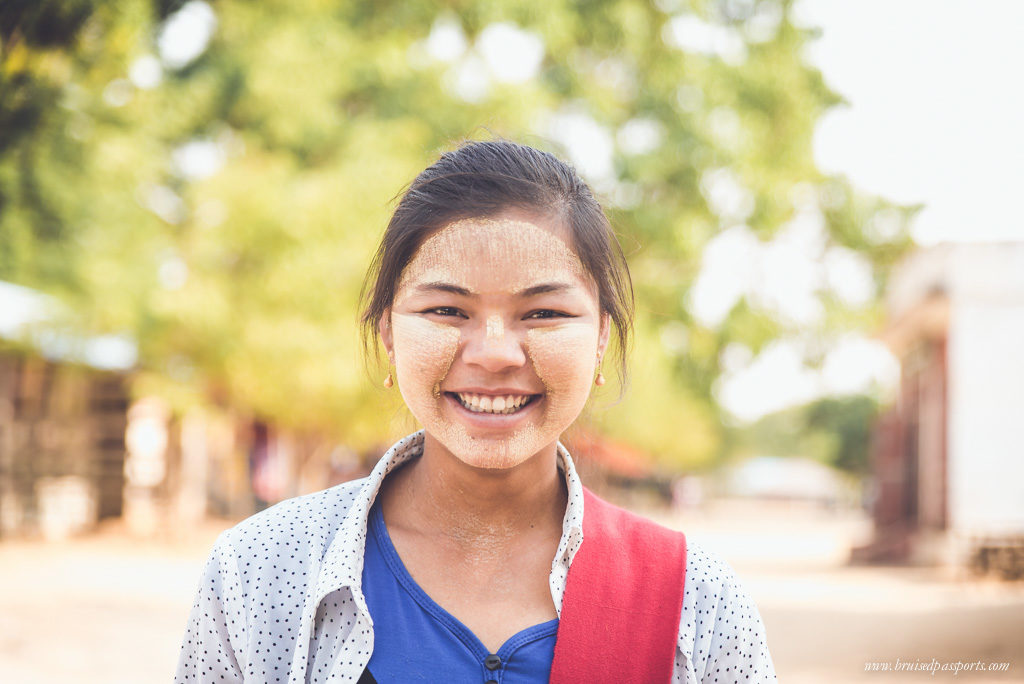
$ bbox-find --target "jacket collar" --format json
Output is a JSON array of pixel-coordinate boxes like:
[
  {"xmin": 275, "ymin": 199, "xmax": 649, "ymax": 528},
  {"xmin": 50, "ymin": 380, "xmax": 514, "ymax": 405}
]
[
  {"xmin": 314, "ymin": 429, "xmax": 585, "ymax": 611},
  {"xmin": 291, "ymin": 430, "xmax": 586, "ymax": 681}
]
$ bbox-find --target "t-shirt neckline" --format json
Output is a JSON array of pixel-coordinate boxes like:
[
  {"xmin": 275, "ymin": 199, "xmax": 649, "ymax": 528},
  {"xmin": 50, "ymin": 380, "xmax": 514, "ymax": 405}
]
[{"xmin": 367, "ymin": 499, "xmax": 559, "ymax": 661}]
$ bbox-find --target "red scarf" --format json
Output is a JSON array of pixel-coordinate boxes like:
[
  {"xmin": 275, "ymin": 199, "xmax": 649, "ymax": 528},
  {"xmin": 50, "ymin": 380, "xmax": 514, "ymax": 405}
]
[{"xmin": 550, "ymin": 487, "xmax": 687, "ymax": 684}]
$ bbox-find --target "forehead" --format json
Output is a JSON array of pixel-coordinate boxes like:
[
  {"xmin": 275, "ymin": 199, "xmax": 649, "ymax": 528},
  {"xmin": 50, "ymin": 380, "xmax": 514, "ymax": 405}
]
[{"xmin": 395, "ymin": 215, "xmax": 590, "ymax": 294}]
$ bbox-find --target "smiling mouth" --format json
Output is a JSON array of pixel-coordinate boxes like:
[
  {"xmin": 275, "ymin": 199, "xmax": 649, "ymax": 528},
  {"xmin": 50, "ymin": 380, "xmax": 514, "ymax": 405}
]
[{"xmin": 445, "ymin": 392, "xmax": 542, "ymax": 415}]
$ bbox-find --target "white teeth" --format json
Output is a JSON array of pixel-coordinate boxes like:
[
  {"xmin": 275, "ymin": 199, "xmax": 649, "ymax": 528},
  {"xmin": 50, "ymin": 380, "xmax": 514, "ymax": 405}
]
[{"xmin": 455, "ymin": 393, "xmax": 535, "ymax": 414}]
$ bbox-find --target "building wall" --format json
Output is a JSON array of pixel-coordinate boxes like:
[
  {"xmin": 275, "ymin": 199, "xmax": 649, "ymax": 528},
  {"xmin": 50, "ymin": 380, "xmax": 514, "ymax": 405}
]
[
  {"xmin": 948, "ymin": 297, "xmax": 1024, "ymax": 535},
  {"xmin": 0, "ymin": 352, "xmax": 128, "ymax": 539},
  {"xmin": 863, "ymin": 242, "xmax": 1024, "ymax": 566},
  {"xmin": 914, "ymin": 338, "xmax": 947, "ymax": 531}
]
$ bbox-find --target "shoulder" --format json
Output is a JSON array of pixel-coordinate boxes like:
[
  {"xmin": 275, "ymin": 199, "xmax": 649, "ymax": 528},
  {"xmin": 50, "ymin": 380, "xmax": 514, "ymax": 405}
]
[
  {"xmin": 677, "ymin": 541, "xmax": 776, "ymax": 681},
  {"xmin": 683, "ymin": 540, "xmax": 738, "ymax": 595},
  {"xmin": 679, "ymin": 541, "xmax": 742, "ymax": 634},
  {"xmin": 205, "ymin": 430, "xmax": 426, "ymax": 598},
  {"xmin": 212, "ymin": 477, "xmax": 369, "ymax": 573}
]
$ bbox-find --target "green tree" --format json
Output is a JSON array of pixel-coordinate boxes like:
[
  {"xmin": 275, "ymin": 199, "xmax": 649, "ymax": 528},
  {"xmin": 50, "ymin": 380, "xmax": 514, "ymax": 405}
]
[
  {"xmin": 732, "ymin": 394, "xmax": 879, "ymax": 475},
  {"xmin": 0, "ymin": 0, "xmax": 913, "ymax": 466}
]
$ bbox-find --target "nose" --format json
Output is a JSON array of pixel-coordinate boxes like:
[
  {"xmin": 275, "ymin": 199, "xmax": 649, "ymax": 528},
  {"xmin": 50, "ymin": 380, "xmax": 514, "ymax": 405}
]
[{"xmin": 460, "ymin": 314, "xmax": 528, "ymax": 372}]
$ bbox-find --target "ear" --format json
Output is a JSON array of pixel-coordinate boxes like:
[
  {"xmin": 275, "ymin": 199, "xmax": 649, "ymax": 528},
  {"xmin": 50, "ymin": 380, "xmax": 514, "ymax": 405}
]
[
  {"xmin": 379, "ymin": 308, "xmax": 395, "ymax": 363},
  {"xmin": 597, "ymin": 312, "xmax": 611, "ymax": 362}
]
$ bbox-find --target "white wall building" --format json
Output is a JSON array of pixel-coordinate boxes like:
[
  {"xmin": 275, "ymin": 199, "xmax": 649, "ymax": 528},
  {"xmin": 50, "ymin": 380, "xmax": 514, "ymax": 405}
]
[{"xmin": 854, "ymin": 243, "xmax": 1024, "ymax": 576}]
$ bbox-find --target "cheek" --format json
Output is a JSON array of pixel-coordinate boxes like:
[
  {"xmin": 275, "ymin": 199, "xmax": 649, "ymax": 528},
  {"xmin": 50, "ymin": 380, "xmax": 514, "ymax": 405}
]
[
  {"xmin": 526, "ymin": 324, "xmax": 598, "ymax": 397},
  {"xmin": 391, "ymin": 314, "xmax": 460, "ymax": 397}
]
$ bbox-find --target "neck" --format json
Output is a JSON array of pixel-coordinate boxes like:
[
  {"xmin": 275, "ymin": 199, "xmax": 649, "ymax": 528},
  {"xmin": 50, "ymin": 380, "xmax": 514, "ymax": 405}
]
[{"xmin": 381, "ymin": 432, "xmax": 568, "ymax": 548}]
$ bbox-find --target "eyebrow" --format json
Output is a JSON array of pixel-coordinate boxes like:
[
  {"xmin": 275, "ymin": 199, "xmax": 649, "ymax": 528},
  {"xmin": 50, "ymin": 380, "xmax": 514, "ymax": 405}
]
[{"xmin": 412, "ymin": 281, "xmax": 577, "ymax": 297}]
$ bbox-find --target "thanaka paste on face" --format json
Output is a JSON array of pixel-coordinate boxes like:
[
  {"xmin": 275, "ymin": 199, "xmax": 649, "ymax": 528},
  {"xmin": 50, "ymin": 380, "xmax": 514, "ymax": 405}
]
[
  {"xmin": 389, "ymin": 217, "xmax": 602, "ymax": 469},
  {"xmin": 485, "ymin": 314, "xmax": 503, "ymax": 344},
  {"xmin": 390, "ymin": 314, "xmax": 460, "ymax": 401}
]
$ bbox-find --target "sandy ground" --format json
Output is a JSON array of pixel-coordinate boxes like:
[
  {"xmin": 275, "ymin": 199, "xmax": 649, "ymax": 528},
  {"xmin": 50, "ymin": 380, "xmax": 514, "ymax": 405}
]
[{"xmin": 1, "ymin": 500, "xmax": 1022, "ymax": 683}]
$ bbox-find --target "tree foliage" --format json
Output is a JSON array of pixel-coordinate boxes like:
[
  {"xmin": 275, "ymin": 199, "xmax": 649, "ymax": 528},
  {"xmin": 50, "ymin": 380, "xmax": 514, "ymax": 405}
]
[
  {"xmin": 0, "ymin": 0, "xmax": 913, "ymax": 467},
  {"xmin": 730, "ymin": 394, "xmax": 879, "ymax": 474}
]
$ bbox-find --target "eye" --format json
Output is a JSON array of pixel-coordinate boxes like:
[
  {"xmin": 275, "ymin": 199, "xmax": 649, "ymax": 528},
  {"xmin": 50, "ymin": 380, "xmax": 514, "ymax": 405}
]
[
  {"xmin": 527, "ymin": 309, "xmax": 573, "ymax": 320},
  {"xmin": 423, "ymin": 306, "xmax": 465, "ymax": 318}
]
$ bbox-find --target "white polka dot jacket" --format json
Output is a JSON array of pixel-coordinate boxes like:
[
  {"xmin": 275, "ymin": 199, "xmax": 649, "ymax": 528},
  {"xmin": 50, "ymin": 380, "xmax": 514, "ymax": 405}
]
[{"xmin": 174, "ymin": 430, "xmax": 777, "ymax": 682}]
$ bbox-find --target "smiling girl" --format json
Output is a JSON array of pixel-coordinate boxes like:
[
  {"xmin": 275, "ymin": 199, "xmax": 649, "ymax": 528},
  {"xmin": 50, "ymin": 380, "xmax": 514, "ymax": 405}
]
[{"xmin": 175, "ymin": 140, "xmax": 776, "ymax": 683}]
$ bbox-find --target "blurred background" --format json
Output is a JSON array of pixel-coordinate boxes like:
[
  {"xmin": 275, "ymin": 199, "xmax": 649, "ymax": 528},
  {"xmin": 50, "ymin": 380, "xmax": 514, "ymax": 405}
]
[{"xmin": 1, "ymin": 0, "xmax": 1022, "ymax": 682}]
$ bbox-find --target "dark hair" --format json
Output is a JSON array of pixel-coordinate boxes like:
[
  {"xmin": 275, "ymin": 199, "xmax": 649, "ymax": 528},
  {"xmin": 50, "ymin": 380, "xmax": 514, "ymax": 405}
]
[{"xmin": 358, "ymin": 139, "xmax": 634, "ymax": 397}]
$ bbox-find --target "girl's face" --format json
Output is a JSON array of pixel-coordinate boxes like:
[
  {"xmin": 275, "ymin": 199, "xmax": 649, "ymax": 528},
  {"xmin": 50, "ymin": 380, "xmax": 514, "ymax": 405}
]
[{"xmin": 381, "ymin": 210, "xmax": 610, "ymax": 470}]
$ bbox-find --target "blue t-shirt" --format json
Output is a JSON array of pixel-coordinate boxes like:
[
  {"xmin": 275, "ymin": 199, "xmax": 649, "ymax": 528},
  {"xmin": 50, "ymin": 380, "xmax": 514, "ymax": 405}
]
[{"xmin": 361, "ymin": 500, "xmax": 559, "ymax": 683}]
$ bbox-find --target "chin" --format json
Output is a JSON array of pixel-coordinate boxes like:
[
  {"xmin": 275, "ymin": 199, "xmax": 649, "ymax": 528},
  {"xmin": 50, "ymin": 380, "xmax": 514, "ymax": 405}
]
[
  {"xmin": 452, "ymin": 450, "xmax": 532, "ymax": 471},
  {"xmin": 427, "ymin": 426, "xmax": 553, "ymax": 471}
]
